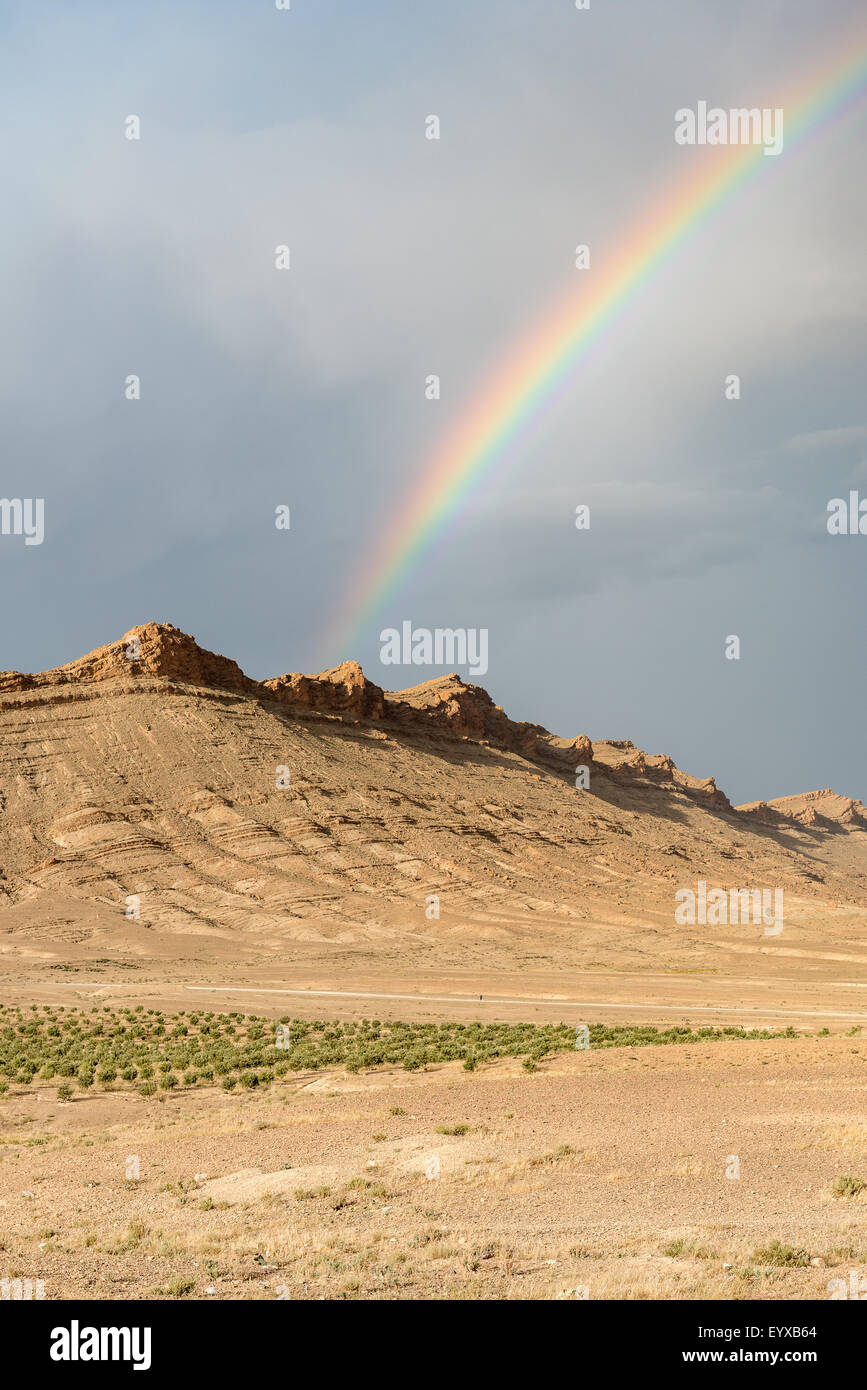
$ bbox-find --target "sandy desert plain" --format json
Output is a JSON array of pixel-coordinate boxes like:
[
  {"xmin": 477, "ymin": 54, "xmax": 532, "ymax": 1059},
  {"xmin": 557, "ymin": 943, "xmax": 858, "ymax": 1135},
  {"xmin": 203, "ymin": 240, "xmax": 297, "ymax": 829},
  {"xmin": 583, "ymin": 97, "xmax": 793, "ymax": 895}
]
[{"xmin": 0, "ymin": 623, "xmax": 865, "ymax": 1301}]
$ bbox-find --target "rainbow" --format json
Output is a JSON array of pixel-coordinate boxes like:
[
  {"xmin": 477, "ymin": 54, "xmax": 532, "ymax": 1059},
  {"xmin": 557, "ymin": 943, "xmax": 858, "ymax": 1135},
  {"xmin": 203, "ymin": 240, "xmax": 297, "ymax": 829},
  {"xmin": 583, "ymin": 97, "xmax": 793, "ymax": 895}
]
[{"xmin": 320, "ymin": 30, "xmax": 867, "ymax": 665}]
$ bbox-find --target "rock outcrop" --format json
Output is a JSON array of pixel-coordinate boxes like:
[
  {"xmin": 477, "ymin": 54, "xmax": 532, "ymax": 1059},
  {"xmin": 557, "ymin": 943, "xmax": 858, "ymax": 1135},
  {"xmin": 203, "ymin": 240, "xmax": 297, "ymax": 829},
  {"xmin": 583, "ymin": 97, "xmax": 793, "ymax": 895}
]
[
  {"xmin": 0, "ymin": 622, "xmax": 253, "ymax": 695},
  {"xmin": 738, "ymin": 789, "xmax": 867, "ymax": 831},
  {"xmin": 590, "ymin": 739, "xmax": 731, "ymax": 811},
  {"xmin": 383, "ymin": 675, "xmax": 544, "ymax": 758},
  {"xmin": 0, "ymin": 623, "xmax": 857, "ymax": 827},
  {"xmin": 262, "ymin": 661, "xmax": 385, "ymax": 721}
]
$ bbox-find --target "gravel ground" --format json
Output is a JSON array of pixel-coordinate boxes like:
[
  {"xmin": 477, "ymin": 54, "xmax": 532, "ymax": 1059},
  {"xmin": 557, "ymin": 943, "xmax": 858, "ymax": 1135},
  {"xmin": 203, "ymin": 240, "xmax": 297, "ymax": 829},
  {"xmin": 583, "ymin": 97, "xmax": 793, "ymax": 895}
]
[{"xmin": 1, "ymin": 1034, "xmax": 865, "ymax": 1301}]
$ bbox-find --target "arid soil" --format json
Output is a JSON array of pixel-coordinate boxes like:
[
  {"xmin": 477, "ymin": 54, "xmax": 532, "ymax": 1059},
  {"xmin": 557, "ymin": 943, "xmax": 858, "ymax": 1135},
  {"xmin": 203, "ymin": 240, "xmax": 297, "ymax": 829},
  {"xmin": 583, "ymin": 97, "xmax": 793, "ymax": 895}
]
[
  {"xmin": 1, "ymin": 1038, "xmax": 865, "ymax": 1301},
  {"xmin": 2, "ymin": 624, "xmax": 866, "ymax": 1300}
]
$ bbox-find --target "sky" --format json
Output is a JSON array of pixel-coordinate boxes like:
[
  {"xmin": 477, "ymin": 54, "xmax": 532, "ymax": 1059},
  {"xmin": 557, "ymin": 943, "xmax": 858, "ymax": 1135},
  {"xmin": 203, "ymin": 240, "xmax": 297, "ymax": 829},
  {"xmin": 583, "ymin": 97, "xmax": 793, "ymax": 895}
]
[{"xmin": 0, "ymin": 0, "xmax": 865, "ymax": 806}]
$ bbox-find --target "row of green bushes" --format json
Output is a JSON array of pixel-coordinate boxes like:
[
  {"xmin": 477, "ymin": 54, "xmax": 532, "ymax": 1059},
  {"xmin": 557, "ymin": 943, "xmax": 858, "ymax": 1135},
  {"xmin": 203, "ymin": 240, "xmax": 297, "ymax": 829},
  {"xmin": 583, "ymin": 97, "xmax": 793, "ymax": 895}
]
[{"xmin": 0, "ymin": 1004, "xmax": 803, "ymax": 1096}]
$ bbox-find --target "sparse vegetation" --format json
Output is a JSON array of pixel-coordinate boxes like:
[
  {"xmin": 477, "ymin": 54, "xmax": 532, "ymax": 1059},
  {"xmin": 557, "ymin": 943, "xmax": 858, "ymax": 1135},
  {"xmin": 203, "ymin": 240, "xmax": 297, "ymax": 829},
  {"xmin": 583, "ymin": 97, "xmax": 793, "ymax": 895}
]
[
  {"xmin": 153, "ymin": 1275, "xmax": 196, "ymax": 1298},
  {"xmin": 528, "ymin": 1145, "xmax": 576, "ymax": 1168},
  {"xmin": 831, "ymin": 1174, "xmax": 866, "ymax": 1199},
  {"xmin": 662, "ymin": 1239, "xmax": 718, "ymax": 1260},
  {"xmin": 750, "ymin": 1240, "xmax": 810, "ymax": 1268},
  {"xmin": 0, "ymin": 1005, "xmax": 804, "ymax": 1095},
  {"xmin": 0, "ymin": 1010, "xmax": 859, "ymax": 1303}
]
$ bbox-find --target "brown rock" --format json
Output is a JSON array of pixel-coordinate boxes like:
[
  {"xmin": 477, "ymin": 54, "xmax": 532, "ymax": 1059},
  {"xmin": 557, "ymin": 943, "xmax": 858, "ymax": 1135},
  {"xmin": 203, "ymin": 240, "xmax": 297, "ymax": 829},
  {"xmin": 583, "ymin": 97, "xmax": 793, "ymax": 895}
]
[
  {"xmin": 0, "ymin": 622, "xmax": 253, "ymax": 695},
  {"xmin": 262, "ymin": 661, "xmax": 385, "ymax": 721},
  {"xmin": 384, "ymin": 674, "xmax": 541, "ymax": 757}
]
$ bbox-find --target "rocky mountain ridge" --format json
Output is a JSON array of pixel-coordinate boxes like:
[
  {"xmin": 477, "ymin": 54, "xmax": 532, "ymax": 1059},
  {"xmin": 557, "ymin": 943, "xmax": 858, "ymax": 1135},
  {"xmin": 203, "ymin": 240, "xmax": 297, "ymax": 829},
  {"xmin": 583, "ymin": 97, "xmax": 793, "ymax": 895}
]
[{"xmin": 1, "ymin": 622, "xmax": 858, "ymax": 829}]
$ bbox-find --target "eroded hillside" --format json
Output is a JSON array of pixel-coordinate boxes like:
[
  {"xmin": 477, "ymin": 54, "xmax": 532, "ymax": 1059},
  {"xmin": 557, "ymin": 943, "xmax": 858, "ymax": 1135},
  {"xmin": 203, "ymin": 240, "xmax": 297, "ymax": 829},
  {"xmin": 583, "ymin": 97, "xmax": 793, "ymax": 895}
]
[{"xmin": 1, "ymin": 624, "xmax": 865, "ymax": 1001}]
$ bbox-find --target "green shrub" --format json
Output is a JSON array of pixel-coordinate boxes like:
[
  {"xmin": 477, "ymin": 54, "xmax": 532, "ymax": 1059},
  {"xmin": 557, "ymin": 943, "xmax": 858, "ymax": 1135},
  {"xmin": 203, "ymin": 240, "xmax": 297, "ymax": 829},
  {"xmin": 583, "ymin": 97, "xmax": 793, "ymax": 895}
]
[
  {"xmin": 831, "ymin": 1174, "xmax": 866, "ymax": 1199},
  {"xmin": 154, "ymin": 1276, "xmax": 195, "ymax": 1298},
  {"xmin": 0, "ymin": 1005, "xmax": 807, "ymax": 1104},
  {"xmin": 751, "ymin": 1240, "xmax": 810, "ymax": 1268}
]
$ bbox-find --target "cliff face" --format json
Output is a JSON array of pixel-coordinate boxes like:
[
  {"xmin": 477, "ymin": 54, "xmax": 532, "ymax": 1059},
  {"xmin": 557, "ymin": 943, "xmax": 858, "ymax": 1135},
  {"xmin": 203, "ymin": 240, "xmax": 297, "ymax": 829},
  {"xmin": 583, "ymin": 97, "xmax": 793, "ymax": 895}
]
[
  {"xmin": 0, "ymin": 623, "xmax": 712, "ymax": 803},
  {"xmin": 0, "ymin": 622, "xmax": 858, "ymax": 827},
  {"xmin": 263, "ymin": 661, "xmax": 386, "ymax": 721},
  {"xmin": 382, "ymin": 675, "xmax": 542, "ymax": 757},
  {"xmin": 0, "ymin": 622, "xmax": 865, "ymax": 987},
  {"xmin": 738, "ymin": 789, "xmax": 867, "ymax": 831},
  {"xmin": 0, "ymin": 623, "xmax": 253, "ymax": 695}
]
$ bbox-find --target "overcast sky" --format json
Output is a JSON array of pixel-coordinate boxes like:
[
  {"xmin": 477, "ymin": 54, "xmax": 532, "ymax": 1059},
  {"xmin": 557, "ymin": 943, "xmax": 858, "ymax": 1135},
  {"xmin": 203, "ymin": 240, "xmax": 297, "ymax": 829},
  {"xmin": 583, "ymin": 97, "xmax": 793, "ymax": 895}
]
[{"xmin": 1, "ymin": 0, "xmax": 865, "ymax": 806}]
